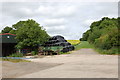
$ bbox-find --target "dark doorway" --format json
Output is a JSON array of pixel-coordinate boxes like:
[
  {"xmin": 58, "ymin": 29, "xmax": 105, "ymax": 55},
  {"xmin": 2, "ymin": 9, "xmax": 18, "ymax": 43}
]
[{"xmin": 2, "ymin": 43, "xmax": 17, "ymax": 57}]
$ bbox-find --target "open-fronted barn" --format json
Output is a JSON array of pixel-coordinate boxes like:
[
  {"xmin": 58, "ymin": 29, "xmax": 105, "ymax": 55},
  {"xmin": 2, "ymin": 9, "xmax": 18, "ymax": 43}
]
[{"xmin": 0, "ymin": 33, "xmax": 17, "ymax": 57}]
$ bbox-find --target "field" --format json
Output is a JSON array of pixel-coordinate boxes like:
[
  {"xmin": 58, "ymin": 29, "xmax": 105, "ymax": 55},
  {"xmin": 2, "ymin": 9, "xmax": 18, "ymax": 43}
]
[{"xmin": 67, "ymin": 40, "xmax": 80, "ymax": 45}]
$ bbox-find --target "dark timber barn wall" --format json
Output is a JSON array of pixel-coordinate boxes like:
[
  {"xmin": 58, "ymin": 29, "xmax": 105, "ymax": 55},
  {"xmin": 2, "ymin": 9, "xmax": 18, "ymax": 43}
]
[{"xmin": 0, "ymin": 33, "xmax": 17, "ymax": 57}]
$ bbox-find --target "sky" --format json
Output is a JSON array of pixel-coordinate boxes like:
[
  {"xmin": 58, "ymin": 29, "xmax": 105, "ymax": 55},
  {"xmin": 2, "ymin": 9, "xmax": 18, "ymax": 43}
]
[{"xmin": 0, "ymin": 1, "xmax": 118, "ymax": 40}]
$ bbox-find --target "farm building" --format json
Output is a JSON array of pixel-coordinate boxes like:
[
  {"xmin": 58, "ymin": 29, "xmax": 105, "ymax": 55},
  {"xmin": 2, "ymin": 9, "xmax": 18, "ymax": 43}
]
[{"xmin": 0, "ymin": 33, "xmax": 17, "ymax": 57}]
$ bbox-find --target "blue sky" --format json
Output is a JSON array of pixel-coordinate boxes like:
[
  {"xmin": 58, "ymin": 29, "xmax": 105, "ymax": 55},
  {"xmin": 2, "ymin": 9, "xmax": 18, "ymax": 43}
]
[{"xmin": 0, "ymin": 1, "xmax": 118, "ymax": 40}]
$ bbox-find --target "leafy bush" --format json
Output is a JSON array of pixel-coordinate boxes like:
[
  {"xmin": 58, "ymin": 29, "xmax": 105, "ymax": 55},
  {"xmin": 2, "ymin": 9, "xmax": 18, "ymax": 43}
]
[
  {"xmin": 8, "ymin": 53, "xmax": 24, "ymax": 57},
  {"xmin": 31, "ymin": 51, "xmax": 38, "ymax": 55},
  {"xmin": 94, "ymin": 34, "xmax": 112, "ymax": 50},
  {"xmin": 12, "ymin": 19, "xmax": 50, "ymax": 49},
  {"xmin": 96, "ymin": 47, "xmax": 118, "ymax": 55}
]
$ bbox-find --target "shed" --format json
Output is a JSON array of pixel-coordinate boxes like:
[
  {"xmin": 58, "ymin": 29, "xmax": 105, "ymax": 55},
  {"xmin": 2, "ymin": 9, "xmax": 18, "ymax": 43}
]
[{"xmin": 0, "ymin": 33, "xmax": 17, "ymax": 57}]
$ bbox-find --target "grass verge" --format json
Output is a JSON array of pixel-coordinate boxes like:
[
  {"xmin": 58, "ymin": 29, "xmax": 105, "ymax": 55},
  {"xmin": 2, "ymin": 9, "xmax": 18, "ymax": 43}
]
[
  {"xmin": 59, "ymin": 52, "xmax": 71, "ymax": 54},
  {"xmin": 76, "ymin": 41, "xmax": 118, "ymax": 55},
  {"xmin": 94, "ymin": 48, "xmax": 119, "ymax": 55},
  {"xmin": 0, "ymin": 58, "xmax": 31, "ymax": 63},
  {"xmin": 74, "ymin": 41, "xmax": 94, "ymax": 50}
]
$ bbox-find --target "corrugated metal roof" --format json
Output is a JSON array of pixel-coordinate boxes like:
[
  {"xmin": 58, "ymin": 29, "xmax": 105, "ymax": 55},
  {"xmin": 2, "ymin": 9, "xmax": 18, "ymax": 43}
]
[{"xmin": 0, "ymin": 33, "xmax": 16, "ymax": 36}]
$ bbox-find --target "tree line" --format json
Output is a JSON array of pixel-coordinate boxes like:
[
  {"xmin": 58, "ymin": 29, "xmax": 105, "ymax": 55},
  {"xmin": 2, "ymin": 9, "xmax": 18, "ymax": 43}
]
[{"xmin": 80, "ymin": 17, "xmax": 119, "ymax": 54}]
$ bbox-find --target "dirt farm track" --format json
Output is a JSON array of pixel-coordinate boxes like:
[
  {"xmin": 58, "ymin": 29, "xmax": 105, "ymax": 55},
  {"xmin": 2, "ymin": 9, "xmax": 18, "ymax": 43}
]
[{"xmin": 0, "ymin": 48, "xmax": 118, "ymax": 78}]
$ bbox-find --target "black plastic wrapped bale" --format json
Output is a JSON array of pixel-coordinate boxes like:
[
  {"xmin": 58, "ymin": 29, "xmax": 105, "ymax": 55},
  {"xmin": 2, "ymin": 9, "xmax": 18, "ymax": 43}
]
[{"xmin": 42, "ymin": 35, "xmax": 75, "ymax": 53}]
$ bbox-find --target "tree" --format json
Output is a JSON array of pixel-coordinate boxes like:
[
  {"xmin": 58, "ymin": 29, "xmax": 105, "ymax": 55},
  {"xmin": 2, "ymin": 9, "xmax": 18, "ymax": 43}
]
[
  {"xmin": 12, "ymin": 19, "xmax": 50, "ymax": 49},
  {"xmin": 9, "ymin": 30, "xmax": 16, "ymax": 34},
  {"xmin": 80, "ymin": 17, "xmax": 119, "ymax": 54},
  {"xmin": 1, "ymin": 26, "xmax": 13, "ymax": 33},
  {"xmin": 80, "ymin": 30, "xmax": 90, "ymax": 41}
]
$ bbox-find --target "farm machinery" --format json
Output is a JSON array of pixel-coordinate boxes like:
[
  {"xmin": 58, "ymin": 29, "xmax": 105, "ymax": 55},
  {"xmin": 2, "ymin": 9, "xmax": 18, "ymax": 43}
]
[{"xmin": 39, "ymin": 35, "xmax": 75, "ymax": 55}]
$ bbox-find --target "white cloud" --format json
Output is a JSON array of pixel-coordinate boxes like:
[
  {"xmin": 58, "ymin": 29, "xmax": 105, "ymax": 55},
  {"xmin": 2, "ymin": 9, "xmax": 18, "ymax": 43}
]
[
  {"xmin": 53, "ymin": 6, "xmax": 77, "ymax": 17},
  {"xmin": 20, "ymin": 8, "xmax": 33, "ymax": 15},
  {"xmin": 84, "ymin": 19, "xmax": 98, "ymax": 26},
  {"xmin": 45, "ymin": 25, "xmax": 66, "ymax": 32},
  {"xmin": 36, "ymin": 6, "xmax": 54, "ymax": 15},
  {"xmin": 2, "ymin": 4, "xmax": 77, "ymax": 19},
  {"xmin": 34, "ymin": 5, "xmax": 77, "ymax": 18},
  {"xmin": 43, "ymin": 18, "xmax": 67, "ymax": 26}
]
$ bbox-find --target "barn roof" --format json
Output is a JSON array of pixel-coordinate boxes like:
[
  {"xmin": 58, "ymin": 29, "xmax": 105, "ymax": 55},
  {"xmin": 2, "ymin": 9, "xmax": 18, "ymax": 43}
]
[
  {"xmin": 0, "ymin": 33, "xmax": 17, "ymax": 43},
  {"xmin": 0, "ymin": 33, "xmax": 16, "ymax": 36}
]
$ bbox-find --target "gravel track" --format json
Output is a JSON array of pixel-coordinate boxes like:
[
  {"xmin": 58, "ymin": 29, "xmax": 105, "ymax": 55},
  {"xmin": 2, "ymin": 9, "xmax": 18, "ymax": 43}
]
[{"xmin": 1, "ymin": 48, "xmax": 118, "ymax": 78}]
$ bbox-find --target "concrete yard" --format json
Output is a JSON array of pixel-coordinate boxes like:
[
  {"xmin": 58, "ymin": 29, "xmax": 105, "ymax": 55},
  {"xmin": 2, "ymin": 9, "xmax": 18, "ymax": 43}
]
[{"xmin": 1, "ymin": 48, "xmax": 118, "ymax": 78}]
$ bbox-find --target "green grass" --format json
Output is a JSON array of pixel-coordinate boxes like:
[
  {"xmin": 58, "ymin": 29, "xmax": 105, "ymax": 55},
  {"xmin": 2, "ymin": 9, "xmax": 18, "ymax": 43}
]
[
  {"xmin": 0, "ymin": 58, "xmax": 31, "ymax": 63},
  {"xmin": 75, "ymin": 41, "xmax": 94, "ymax": 50},
  {"xmin": 95, "ymin": 48, "xmax": 119, "ymax": 55},
  {"xmin": 75, "ymin": 41, "xmax": 118, "ymax": 55},
  {"xmin": 59, "ymin": 52, "xmax": 71, "ymax": 54},
  {"xmin": 8, "ymin": 52, "xmax": 24, "ymax": 57}
]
